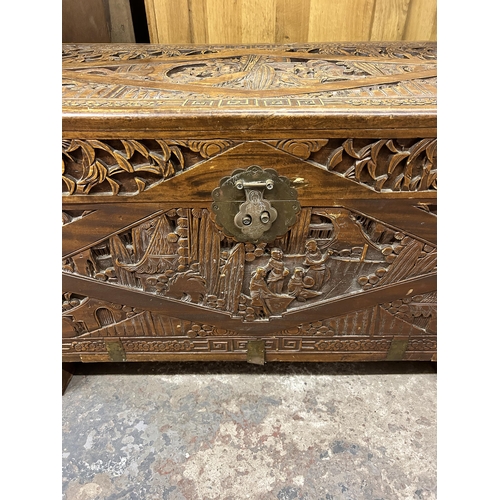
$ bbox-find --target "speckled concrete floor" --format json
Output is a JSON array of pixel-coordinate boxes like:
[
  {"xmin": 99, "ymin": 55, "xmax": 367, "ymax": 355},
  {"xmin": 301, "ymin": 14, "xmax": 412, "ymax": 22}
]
[{"xmin": 62, "ymin": 362, "xmax": 436, "ymax": 500}]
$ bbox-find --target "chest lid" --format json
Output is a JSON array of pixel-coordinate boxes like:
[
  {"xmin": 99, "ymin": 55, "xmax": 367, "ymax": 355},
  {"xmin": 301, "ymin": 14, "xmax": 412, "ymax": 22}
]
[{"xmin": 62, "ymin": 42, "xmax": 436, "ymax": 138}]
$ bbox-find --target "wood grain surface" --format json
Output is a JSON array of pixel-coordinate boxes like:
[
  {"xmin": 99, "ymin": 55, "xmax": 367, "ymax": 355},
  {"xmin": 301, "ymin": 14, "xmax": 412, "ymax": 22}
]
[{"xmin": 145, "ymin": 0, "xmax": 437, "ymax": 44}]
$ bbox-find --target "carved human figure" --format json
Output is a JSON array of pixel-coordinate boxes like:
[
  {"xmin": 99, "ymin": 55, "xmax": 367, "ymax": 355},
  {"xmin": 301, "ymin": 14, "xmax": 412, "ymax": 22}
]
[
  {"xmin": 249, "ymin": 267, "xmax": 274, "ymax": 315},
  {"xmin": 287, "ymin": 267, "xmax": 322, "ymax": 302},
  {"xmin": 218, "ymin": 250, "xmax": 230, "ymax": 298},
  {"xmin": 303, "ymin": 239, "xmax": 332, "ymax": 290},
  {"xmin": 263, "ymin": 248, "xmax": 289, "ymax": 293}
]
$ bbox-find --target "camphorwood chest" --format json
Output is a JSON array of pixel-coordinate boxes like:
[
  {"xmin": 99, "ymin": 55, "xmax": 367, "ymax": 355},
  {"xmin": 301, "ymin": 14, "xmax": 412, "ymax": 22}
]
[{"xmin": 62, "ymin": 42, "xmax": 437, "ymax": 367}]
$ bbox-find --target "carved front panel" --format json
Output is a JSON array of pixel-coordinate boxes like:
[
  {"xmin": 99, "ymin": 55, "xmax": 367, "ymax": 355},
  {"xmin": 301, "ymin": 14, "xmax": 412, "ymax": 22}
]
[
  {"xmin": 62, "ymin": 137, "xmax": 436, "ymax": 362},
  {"xmin": 62, "ymin": 43, "xmax": 436, "ymax": 363}
]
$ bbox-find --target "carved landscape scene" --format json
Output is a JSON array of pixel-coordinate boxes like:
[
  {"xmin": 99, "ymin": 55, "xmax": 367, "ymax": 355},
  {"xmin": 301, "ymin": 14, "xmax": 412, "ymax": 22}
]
[
  {"xmin": 62, "ymin": 42, "xmax": 436, "ymax": 106},
  {"xmin": 63, "ymin": 205, "xmax": 436, "ymax": 346}
]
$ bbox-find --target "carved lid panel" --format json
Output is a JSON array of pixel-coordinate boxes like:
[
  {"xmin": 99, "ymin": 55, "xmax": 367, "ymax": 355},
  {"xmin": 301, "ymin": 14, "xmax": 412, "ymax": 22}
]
[{"xmin": 62, "ymin": 42, "xmax": 437, "ymax": 137}]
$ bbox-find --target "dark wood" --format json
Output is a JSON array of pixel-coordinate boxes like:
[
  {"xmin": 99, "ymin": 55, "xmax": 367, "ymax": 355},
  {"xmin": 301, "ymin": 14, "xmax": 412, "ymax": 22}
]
[
  {"xmin": 62, "ymin": 42, "xmax": 437, "ymax": 366},
  {"xmin": 63, "ymin": 0, "xmax": 136, "ymax": 44},
  {"xmin": 62, "ymin": 363, "xmax": 74, "ymax": 394},
  {"xmin": 62, "ymin": 0, "xmax": 111, "ymax": 43}
]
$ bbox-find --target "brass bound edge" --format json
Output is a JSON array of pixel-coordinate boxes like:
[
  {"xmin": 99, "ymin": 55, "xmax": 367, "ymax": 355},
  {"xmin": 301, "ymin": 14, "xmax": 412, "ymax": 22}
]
[
  {"xmin": 247, "ymin": 340, "xmax": 266, "ymax": 365},
  {"xmin": 105, "ymin": 340, "xmax": 127, "ymax": 362},
  {"xmin": 386, "ymin": 337, "xmax": 409, "ymax": 361}
]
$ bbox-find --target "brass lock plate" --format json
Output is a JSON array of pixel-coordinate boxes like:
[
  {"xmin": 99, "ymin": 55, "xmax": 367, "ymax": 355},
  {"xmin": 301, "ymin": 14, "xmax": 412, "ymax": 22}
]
[{"xmin": 211, "ymin": 165, "xmax": 301, "ymax": 243}]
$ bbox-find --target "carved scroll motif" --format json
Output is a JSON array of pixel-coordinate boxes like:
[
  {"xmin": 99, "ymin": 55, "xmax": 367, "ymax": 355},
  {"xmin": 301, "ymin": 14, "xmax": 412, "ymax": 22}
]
[
  {"xmin": 65, "ymin": 340, "xmax": 195, "ymax": 353},
  {"xmin": 316, "ymin": 339, "xmax": 391, "ymax": 351},
  {"xmin": 121, "ymin": 340, "xmax": 194, "ymax": 352},
  {"xmin": 264, "ymin": 139, "xmax": 328, "ymax": 159},
  {"xmin": 63, "ymin": 207, "xmax": 436, "ymax": 323}
]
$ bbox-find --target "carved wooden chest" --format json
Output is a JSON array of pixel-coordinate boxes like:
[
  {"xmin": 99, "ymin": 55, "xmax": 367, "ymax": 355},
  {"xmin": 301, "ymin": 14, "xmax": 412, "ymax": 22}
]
[{"xmin": 62, "ymin": 42, "xmax": 437, "ymax": 367}]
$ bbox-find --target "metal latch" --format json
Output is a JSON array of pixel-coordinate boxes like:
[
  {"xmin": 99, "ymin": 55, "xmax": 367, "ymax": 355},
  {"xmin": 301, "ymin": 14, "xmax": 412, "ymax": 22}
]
[{"xmin": 211, "ymin": 165, "xmax": 301, "ymax": 243}]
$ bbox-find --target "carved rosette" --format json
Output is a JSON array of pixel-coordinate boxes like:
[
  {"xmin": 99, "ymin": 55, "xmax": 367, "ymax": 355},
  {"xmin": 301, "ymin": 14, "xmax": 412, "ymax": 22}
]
[
  {"xmin": 316, "ymin": 339, "xmax": 391, "ymax": 351},
  {"xmin": 122, "ymin": 340, "xmax": 194, "ymax": 352}
]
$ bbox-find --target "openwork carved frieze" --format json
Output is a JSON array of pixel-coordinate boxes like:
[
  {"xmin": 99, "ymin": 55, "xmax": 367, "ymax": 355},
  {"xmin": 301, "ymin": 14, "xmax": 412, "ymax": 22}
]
[
  {"xmin": 62, "ymin": 137, "xmax": 437, "ymax": 196},
  {"xmin": 62, "ymin": 139, "xmax": 234, "ymax": 195},
  {"xmin": 320, "ymin": 138, "xmax": 437, "ymax": 191}
]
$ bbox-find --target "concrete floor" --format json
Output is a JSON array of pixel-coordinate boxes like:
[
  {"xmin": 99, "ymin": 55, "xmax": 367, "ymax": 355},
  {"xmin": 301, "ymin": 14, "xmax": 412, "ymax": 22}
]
[{"xmin": 62, "ymin": 361, "xmax": 436, "ymax": 500}]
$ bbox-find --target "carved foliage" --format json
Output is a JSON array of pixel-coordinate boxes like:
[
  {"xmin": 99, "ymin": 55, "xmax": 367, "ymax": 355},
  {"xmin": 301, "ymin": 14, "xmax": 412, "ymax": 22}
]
[
  {"xmin": 62, "ymin": 139, "xmax": 234, "ymax": 196},
  {"xmin": 304, "ymin": 42, "xmax": 436, "ymax": 60},
  {"xmin": 324, "ymin": 138, "xmax": 437, "ymax": 191},
  {"xmin": 62, "ymin": 137, "xmax": 437, "ymax": 196},
  {"xmin": 62, "ymin": 44, "xmax": 220, "ymax": 64}
]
